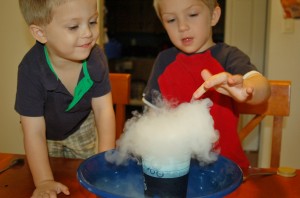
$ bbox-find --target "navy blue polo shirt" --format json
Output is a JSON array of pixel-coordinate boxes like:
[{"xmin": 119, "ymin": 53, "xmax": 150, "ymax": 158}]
[{"xmin": 15, "ymin": 42, "xmax": 111, "ymax": 140}]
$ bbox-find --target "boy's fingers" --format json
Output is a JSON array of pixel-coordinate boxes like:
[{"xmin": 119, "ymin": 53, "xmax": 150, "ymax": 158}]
[
  {"xmin": 191, "ymin": 70, "xmax": 210, "ymax": 100},
  {"xmin": 201, "ymin": 69, "xmax": 212, "ymax": 80},
  {"xmin": 246, "ymin": 87, "xmax": 254, "ymax": 95},
  {"xmin": 48, "ymin": 191, "xmax": 57, "ymax": 198},
  {"xmin": 228, "ymin": 75, "xmax": 243, "ymax": 85},
  {"xmin": 193, "ymin": 72, "xmax": 232, "ymax": 100},
  {"xmin": 56, "ymin": 184, "xmax": 70, "ymax": 195},
  {"xmin": 192, "ymin": 84, "xmax": 206, "ymax": 100}
]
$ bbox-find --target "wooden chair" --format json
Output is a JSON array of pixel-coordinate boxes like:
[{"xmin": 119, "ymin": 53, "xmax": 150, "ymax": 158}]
[
  {"xmin": 236, "ymin": 80, "xmax": 291, "ymax": 167},
  {"xmin": 109, "ymin": 73, "xmax": 131, "ymax": 140}
]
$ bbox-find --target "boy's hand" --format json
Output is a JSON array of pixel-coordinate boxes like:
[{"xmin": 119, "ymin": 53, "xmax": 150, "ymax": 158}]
[
  {"xmin": 31, "ymin": 180, "xmax": 70, "ymax": 198},
  {"xmin": 192, "ymin": 69, "xmax": 254, "ymax": 102}
]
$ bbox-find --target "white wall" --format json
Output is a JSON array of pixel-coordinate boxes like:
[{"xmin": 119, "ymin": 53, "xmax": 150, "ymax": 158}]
[
  {"xmin": 260, "ymin": 0, "xmax": 300, "ymax": 168},
  {"xmin": 225, "ymin": 0, "xmax": 268, "ymax": 152},
  {"xmin": 0, "ymin": 1, "xmax": 34, "ymax": 154}
]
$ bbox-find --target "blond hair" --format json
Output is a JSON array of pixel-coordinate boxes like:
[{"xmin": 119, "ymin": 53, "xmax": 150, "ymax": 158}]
[
  {"xmin": 153, "ymin": 0, "xmax": 219, "ymax": 19},
  {"xmin": 19, "ymin": 0, "xmax": 69, "ymax": 26}
]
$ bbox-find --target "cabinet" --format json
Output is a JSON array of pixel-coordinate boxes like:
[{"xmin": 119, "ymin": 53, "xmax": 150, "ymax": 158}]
[
  {"xmin": 104, "ymin": 0, "xmax": 170, "ymax": 58},
  {"xmin": 105, "ymin": 0, "xmax": 164, "ymax": 34}
]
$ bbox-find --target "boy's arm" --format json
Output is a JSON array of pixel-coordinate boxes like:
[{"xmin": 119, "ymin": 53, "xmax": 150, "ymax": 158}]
[
  {"xmin": 20, "ymin": 116, "xmax": 69, "ymax": 197},
  {"xmin": 92, "ymin": 92, "xmax": 116, "ymax": 152},
  {"xmin": 21, "ymin": 116, "xmax": 54, "ymax": 185},
  {"xmin": 192, "ymin": 69, "xmax": 271, "ymax": 104},
  {"xmin": 242, "ymin": 72, "xmax": 271, "ymax": 104}
]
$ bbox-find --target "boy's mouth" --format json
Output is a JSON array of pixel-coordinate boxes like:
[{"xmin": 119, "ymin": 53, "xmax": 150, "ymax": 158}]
[
  {"xmin": 182, "ymin": 37, "xmax": 193, "ymax": 45},
  {"xmin": 79, "ymin": 41, "xmax": 93, "ymax": 48}
]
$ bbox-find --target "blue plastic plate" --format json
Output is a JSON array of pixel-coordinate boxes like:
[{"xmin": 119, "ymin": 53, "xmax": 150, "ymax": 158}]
[{"xmin": 77, "ymin": 150, "xmax": 243, "ymax": 198}]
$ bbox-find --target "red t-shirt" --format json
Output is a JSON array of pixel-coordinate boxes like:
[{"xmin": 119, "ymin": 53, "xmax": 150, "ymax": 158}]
[{"xmin": 144, "ymin": 43, "xmax": 256, "ymax": 168}]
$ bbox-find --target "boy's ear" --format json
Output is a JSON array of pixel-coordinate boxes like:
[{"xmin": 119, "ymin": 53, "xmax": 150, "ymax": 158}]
[
  {"xmin": 211, "ymin": 6, "xmax": 221, "ymax": 27},
  {"xmin": 29, "ymin": 25, "xmax": 47, "ymax": 44}
]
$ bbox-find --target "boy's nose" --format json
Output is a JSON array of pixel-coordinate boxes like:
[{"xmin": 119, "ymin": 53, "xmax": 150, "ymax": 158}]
[
  {"xmin": 82, "ymin": 26, "xmax": 93, "ymax": 38},
  {"xmin": 178, "ymin": 20, "xmax": 189, "ymax": 32}
]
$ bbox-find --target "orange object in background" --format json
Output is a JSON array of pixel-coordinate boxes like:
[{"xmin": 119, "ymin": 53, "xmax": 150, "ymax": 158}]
[{"xmin": 281, "ymin": 0, "xmax": 300, "ymax": 18}]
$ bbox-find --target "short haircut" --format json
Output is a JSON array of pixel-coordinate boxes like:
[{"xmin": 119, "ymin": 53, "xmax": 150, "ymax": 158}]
[
  {"xmin": 19, "ymin": 0, "xmax": 69, "ymax": 26},
  {"xmin": 153, "ymin": 0, "xmax": 219, "ymax": 19}
]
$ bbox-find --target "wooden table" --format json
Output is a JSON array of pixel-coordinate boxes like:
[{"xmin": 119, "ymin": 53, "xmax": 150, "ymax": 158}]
[
  {"xmin": 226, "ymin": 167, "xmax": 300, "ymax": 198},
  {"xmin": 1, "ymin": 153, "xmax": 299, "ymax": 198},
  {"xmin": 0, "ymin": 153, "xmax": 96, "ymax": 198}
]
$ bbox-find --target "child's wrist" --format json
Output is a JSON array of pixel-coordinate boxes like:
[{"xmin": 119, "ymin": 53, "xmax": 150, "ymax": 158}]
[
  {"xmin": 35, "ymin": 179, "xmax": 55, "ymax": 187},
  {"xmin": 243, "ymin": 71, "xmax": 261, "ymax": 79}
]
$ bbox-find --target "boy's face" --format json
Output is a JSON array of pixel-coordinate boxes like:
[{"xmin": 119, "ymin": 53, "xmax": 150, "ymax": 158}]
[
  {"xmin": 42, "ymin": 0, "xmax": 99, "ymax": 62},
  {"xmin": 159, "ymin": 0, "xmax": 220, "ymax": 54}
]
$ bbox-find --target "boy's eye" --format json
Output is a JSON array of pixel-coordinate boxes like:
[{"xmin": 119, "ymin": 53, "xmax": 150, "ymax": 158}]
[
  {"xmin": 189, "ymin": 13, "xmax": 199, "ymax": 17},
  {"xmin": 89, "ymin": 21, "xmax": 98, "ymax": 25},
  {"xmin": 167, "ymin": 19, "xmax": 175, "ymax": 23},
  {"xmin": 163, "ymin": 17, "xmax": 175, "ymax": 23},
  {"xmin": 68, "ymin": 25, "xmax": 79, "ymax": 30}
]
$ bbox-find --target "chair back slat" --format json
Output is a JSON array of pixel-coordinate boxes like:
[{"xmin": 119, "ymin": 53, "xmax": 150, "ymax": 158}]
[
  {"xmin": 236, "ymin": 80, "xmax": 291, "ymax": 116},
  {"xmin": 236, "ymin": 80, "xmax": 291, "ymax": 167},
  {"xmin": 109, "ymin": 73, "xmax": 131, "ymax": 140}
]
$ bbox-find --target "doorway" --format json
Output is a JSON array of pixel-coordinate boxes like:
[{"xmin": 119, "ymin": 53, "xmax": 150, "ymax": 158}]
[{"xmin": 225, "ymin": 0, "xmax": 268, "ymax": 167}]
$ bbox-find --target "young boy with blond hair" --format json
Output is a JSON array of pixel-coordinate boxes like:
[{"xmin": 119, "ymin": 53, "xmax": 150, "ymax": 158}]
[
  {"xmin": 143, "ymin": 0, "xmax": 270, "ymax": 168},
  {"xmin": 16, "ymin": 0, "xmax": 115, "ymax": 197}
]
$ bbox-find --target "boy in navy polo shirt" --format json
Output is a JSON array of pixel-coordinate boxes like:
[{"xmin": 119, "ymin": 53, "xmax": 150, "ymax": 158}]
[{"xmin": 16, "ymin": 0, "xmax": 115, "ymax": 197}]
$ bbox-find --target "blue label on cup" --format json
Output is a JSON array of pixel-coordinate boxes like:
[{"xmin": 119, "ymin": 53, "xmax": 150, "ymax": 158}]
[{"xmin": 142, "ymin": 159, "xmax": 190, "ymax": 178}]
